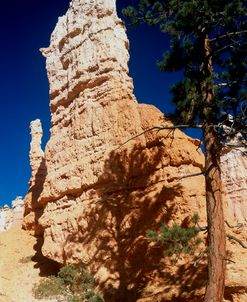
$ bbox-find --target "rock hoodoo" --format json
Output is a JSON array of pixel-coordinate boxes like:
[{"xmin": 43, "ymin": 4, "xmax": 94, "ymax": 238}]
[
  {"xmin": 29, "ymin": 119, "xmax": 45, "ymax": 186},
  {"xmin": 23, "ymin": 0, "xmax": 246, "ymax": 301},
  {"xmin": 0, "ymin": 196, "xmax": 24, "ymax": 232},
  {"xmin": 23, "ymin": 119, "xmax": 46, "ymax": 235}
]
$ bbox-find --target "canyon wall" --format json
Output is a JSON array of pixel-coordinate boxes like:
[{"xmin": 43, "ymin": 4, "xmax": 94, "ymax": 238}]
[{"xmin": 23, "ymin": 0, "xmax": 246, "ymax": 301}]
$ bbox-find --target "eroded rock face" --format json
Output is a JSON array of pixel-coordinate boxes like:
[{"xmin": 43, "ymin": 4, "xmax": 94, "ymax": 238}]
[
  {"xmin": 0, "ymin": 197, "xmax": 24, "ymax": 232},
  {"xmin": 38, "ymin": 0, "xmax": 205, "ymax": 255},
  {"xmin": 221, "ymin": 147, "xmax": 247, "ymax": 224},
  {"xmin": 23, "ymin": 0, "xmax": 246, "ymax": 301},
  {"xmin": 38, "ymin": 0, "xmax": 146, "ymax": 205},
  {"xmin": 23, "ymin": 119, "xmax": 46, "ymax": 235},
  {"xmin": 29, "ymin": 119, "xmax": 44, "ymax": 185},
  {"xmin": 25, "ymin": 0, "xmax": 206, "ymax": 298}
]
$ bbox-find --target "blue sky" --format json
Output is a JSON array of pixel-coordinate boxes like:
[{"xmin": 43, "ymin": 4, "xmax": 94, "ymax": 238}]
[{"xmin": 0, "ymin": 0, "xmax": 198, "ymax": 206}]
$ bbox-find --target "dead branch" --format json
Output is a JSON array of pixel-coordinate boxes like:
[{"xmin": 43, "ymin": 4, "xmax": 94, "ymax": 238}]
[
  {"xmin": 214, "ymin": 80, "xmax": 238, "ymax": 88},
  {"xmin": 226, "ymin": 234, "xmax": 247, "ymax": 249},
  {"xmin": 179, "ymin": 172, "xmax": 204, "ymax": 179},
  {"xmin": 224, "ymin": 258, "xmax": 236, "ymax": 264},
  {"xmin": 209, "ymin": 30, "xmax": 247, "ymax": 42},
  {"xmin": 225, "ymin": 220, "xmax": 243, "ymax": 229},
  {"xmin": 224, "ymin": 144, "xmax": 247, "ymax": 155},
  {"xmin": 116, "ymin": 124, "xmax": 203, "ymax": 150},
  {"xmin": 196, "ymin": 223, "xmax": 208, "ymax": 232},
  {"xmin": 194, "ymin": 248, "xmax": 208, "ymax": 267},
  {"xmin": 125, "ymin": 11, "xmax": 167, "ymax": 27}
]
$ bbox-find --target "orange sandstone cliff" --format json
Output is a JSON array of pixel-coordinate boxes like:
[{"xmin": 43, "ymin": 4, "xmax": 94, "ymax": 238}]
[{"xmin": 23, "ymin": 0, "xmax": 247, "ymax": 301}]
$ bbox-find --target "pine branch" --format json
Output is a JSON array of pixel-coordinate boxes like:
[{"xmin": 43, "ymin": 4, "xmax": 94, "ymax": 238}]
[
  {"xmin": 209, "ymin": 30, "xmax": 247, "ymax": 42},
  {"xmin": 211, "ymin": 43, "xmax": 236, "ymax": 57},
  {"xmin": 214, "ymin": 81, "xmax": 238, "ymax": 88},
  {"xmin": 214, "ymin": 79, "xmax": 247, "ymax": 88},
  {"xmin": 115, "ymin": 122, "xmax": 246, "ymax": 151},
  {"xmin": 124, "ymin": 11, "xmax": 167, "ymax": 27},
  {"xmin": 115, "ymin": 124, "xmax": 203, "ymax": 149}
]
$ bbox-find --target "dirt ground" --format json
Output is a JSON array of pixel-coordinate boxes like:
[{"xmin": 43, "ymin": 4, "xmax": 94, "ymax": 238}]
[
  {"xmin": 0, "ymin": 225, "xmax": 59, "ymax": 302},
  {"xmin": 0, "ymin": 224, "xmax": 246, "ymax": 302}
]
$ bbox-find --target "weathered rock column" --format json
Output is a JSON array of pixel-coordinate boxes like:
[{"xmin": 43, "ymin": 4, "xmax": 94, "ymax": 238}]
[
  {"xmin": 32, "ymin": 1, "xmax": 206, "ymax": 299},
  {"xmin": 23, "ymin": 119, "xmax": 46, "ymax": 235},
  {"xmin": 29, "ymin": 119, "xmax": 45, "ymax": 185},
  {"xmin": 21, "ymin": 0, "xmax": 247, "ymax": 300}
]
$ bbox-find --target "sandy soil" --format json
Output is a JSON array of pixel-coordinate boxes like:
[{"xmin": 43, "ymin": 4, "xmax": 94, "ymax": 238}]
[
  {"xmin": 0, "ymin": 225, "xmax": 59, "ymax": 302},
  {"xmin": 0, "ymin": 224, "xmax": 246, "ymax": 302}
]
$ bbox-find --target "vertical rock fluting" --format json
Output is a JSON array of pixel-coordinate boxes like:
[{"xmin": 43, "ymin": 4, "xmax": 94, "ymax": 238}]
[
  {"xmin": 23, "ymin": 119, "xmax": 46, "ymax": 235},
  {"xmin": 23, "ymin": 0, "xmax": 247, "ymax": 301},
  {"xmin": 38, "ymin": 0, "xmax": 146, "ymax": 204},
  {"xmin": 221, "ymin": 147, "xmax": 247, "ymax": 301},
  {"xmin": 221, "ymin": 147, "xmax": 247, "ymax": 224},
  {"xmin": 33, "ymin": 0, "xmax": 206, "ymax": 299},
  {"xmin": 29, "ymin": 119, "xmax": 45, "ymax": 186}
]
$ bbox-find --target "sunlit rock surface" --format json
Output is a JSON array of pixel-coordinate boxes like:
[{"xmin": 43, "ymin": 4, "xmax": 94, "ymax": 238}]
[
  {"xmin": 23, "ymin": 0, "xmax": 246, "ymax": 301},
  {"xmin": 221, "ymin": 146, "xmax": 247, "ymax": 224},
  {"xmin": 0, "ymin": 197, "xmax": 24, "ymax": 231},
  {"xmin": 23, "ymin": 119, "xmax": 46, "ymax": 235}
]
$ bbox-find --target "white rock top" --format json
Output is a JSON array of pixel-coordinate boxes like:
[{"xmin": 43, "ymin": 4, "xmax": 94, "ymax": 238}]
[
  {"xmin": 0, "ymin": 196, "xmax": 24, "ymax": 232},
  {"xmin": 40, "ymin": 0, "xmax": 132, "ymax": 117}
]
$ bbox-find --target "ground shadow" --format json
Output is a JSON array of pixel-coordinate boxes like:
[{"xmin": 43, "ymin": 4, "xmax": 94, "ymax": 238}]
[
  {"xmin": 224, "ymin": 286, "xmax": 247, "ymax": 302},
  {"xmin": 31, "ymin": 237, "xmax": 61, "ymax": 277}
]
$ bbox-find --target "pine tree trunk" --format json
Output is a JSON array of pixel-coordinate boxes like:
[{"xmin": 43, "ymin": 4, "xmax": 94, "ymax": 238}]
[
  {"xmin": 201, "ymin": 35, "xmax": 226, "ymax": 302},
  {"xmin": 203, "ymin": 125, "xmax": 226, "ymax": 302}
]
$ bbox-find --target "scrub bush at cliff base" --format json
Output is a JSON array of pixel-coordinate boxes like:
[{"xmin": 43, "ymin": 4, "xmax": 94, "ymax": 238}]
[{"xmin": 33, "ymin": 264, "xmax": 105, "ymax": 302}]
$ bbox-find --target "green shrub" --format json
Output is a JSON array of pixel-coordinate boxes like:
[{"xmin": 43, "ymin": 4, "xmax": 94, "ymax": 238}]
[
  {"xmin": 33, "ymin": 276, "xmax": 64, "ymax": 299},
  {"xmin": 146, "ymin": 214, "xmax": 202, "ymax": 262},
  {"xmin": 33, "ymin": 264, "xmax": 104, "ymax": 302}
]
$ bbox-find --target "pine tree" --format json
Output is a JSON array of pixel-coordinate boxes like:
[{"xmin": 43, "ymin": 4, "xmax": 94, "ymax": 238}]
[{"xmin": 123, "ymin": 1, "xmax": 247, "ymax": 301}]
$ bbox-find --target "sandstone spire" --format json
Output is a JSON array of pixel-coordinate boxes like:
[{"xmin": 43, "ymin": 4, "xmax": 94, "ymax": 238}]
[
  {"xmin": 23, "ymin": 0, "xmax": 246, "ymax": 300},
  {"xmin": 29, "ymin": 119, "xmax": 44, "ymax": 186},
  {"xmin": 23, "ymin": 119, "xmax": 46, "ymax": 235},
  {"xmin": 38, "ymin": 0, "xmax": 147, "ymax": 203},
  {"xmin": 32, "ymin": 0, "xmax": 206, "ymax": 295}
]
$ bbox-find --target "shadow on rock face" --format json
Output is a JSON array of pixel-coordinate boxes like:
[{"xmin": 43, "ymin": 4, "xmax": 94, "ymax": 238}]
[
  {"xmin": 61, "ymin": 143, "xmax": 207, "ymax": 302},
  {"xmin": 23, "ymin": 158, "xmax": 61, "ymax": 277},
  {"xmin": 23, "ymin": 158, "xmax": 47, "ymax": 236},
  {"xmin": 31, "ymin": 236, "xmax": 61, "ymax": 277}
]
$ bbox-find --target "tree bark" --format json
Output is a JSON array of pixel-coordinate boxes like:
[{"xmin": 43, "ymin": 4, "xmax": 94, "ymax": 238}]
[
  {"xmin": 203, "ymin": 125, "xmax": 226, "ymax": 302},
  {"xmin": 201, "ymin": 35, "xmax": 226, "ymax": 302}
]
